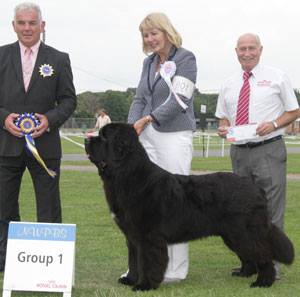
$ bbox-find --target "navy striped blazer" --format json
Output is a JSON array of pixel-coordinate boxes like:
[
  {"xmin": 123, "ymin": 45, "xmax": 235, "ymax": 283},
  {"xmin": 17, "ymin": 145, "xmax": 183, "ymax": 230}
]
[{"xmin": 128, "ymin": 46, "xmax": 197, "ymax": 132}]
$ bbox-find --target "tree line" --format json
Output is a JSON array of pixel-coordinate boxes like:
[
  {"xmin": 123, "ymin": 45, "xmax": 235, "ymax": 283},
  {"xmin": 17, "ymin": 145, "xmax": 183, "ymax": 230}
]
[{"xmin": 74, "ymin": 88, "xmax": 300, "ymax": 122}]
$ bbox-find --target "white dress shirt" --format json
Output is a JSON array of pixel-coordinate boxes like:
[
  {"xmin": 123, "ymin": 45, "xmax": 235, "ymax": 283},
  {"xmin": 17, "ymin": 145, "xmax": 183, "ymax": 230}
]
[{"xmin": 215, "ymin": 64, "xmax": 299, "ymax": 140}]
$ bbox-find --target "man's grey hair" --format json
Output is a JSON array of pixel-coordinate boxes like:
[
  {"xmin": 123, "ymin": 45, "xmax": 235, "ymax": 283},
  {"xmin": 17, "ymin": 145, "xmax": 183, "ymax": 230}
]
[
  {"xmin": 14, "ymin": 2, "xmax": 43, "ymax": 22},
  {"xmin": 237, "ymin": 33, "xmax": 261, "ymax": 47}
]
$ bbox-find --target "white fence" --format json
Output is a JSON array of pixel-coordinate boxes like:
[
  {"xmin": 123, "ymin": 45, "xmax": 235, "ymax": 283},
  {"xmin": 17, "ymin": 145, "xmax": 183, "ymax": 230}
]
[{"xmin": 61, "ymin": 125, "xmax": 300, "ymax": 158}]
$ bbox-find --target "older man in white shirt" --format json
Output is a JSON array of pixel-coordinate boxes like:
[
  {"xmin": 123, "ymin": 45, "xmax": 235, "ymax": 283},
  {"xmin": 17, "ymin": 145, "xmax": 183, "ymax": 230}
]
[{"xmin": 215, "ymin": 33, "xmax": 300, "ymax": 280}]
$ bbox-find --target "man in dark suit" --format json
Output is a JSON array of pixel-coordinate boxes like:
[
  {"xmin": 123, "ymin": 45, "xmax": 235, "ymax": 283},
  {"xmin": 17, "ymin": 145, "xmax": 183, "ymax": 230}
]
[{"xmin": 0, "ymin": 2, "xmax": 77, "ymax": 271}]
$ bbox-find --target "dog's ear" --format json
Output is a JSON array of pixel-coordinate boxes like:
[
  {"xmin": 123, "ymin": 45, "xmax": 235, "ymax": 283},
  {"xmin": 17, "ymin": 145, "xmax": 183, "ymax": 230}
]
[
  {"xmin": 85, "ymin": 136, "xmax": 104, "ymax": 162},
  {"xmin": 109, "ymin": 124, "xmax": 138, "ymax": 160}
]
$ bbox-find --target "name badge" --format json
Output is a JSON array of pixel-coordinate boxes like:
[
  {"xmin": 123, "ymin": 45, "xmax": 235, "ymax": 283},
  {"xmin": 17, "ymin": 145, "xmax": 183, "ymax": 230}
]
[{"xmin": 172, "ymin": 76, "xmax": 195, "ymax": 99}]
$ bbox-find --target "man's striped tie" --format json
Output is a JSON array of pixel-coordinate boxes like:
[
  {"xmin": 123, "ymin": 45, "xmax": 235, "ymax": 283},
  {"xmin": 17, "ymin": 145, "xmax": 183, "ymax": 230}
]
[{"xmin": 235, "ymin": 71, "xmax": 252, "ymax": 125}]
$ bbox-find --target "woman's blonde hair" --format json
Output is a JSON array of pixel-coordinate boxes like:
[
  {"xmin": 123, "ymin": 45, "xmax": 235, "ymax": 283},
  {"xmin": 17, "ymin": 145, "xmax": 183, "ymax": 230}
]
[{"xmin": 139, "ymin": 12, "xmax": 182, "ymax": 54}]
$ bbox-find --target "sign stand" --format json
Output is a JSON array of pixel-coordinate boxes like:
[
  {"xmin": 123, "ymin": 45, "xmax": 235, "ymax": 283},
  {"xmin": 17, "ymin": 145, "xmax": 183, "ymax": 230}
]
[{"xmin": 2, "ymin": 222, "xmax": 76, "ymax": 297}]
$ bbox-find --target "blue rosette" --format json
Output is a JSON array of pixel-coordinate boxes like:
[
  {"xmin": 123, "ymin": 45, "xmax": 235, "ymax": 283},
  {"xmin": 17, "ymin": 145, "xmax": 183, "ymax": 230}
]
[
  {"xmin": 15, "ymin": 112, "xmax": 40, "ymax": 135},
  {"xmin": 15, "ymin": 113, "xmax": 56, "ymax": 178}
]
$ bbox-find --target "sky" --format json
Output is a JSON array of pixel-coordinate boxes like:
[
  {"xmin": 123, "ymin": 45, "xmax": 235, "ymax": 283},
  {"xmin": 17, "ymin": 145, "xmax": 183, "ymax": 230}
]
[{"xmin": 1, "ymin": 0, "xmax": 300, "ymax": 94}]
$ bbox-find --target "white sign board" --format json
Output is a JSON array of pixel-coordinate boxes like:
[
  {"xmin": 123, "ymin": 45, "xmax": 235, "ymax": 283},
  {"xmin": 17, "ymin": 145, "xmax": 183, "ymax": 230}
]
[
  {"xmin": 200, "ymin": 104, "xmax": 206, "ymax": 114},
  {"xmin": 2, "ymin": 222, "xmax": 76, "ymax": 297}
]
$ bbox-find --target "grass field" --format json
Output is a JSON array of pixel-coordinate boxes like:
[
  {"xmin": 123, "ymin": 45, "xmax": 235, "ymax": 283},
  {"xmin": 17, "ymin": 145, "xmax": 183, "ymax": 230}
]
[
  {"xmin": 60, "ymin": 134, "xmax": 300, "ymax": 155},
  {"xmin": 0, "ymin": 137, "xmax": 299, "ymax": 297},
  {"xmin": 0, "ymin": 172, "xmax": 299, "ymax": 297},
  {"xmin": 191, "ymin": 153, "xmax": 300, "ymax": 174},
  {"xmin": 192, "ymin": 134, "xmax": 300, "ymax": 151},
  {"xmin": 60, "ymin": 136, "xmax": 300, "ymax": 174}
]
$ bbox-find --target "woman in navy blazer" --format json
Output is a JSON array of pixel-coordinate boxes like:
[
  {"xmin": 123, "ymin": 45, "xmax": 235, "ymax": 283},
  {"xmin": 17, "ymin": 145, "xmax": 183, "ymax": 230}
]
[{"xmin": 126, "ymin": 12, "xmax": 197, "ymax": 283}]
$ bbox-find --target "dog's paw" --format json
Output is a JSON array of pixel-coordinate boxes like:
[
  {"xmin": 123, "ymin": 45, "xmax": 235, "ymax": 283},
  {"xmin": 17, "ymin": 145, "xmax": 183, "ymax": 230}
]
[
  {"xmin": 132, "ymin": 282, "xmax": 156, "ymax": 291},
  {"xmin": 250, "ymin": 279, "xmax": 273, "ymax": 288},
  {"xmin": 232, "ymin": 270, "xmax": 256, "ymax": 278},
  {"xmin": 118, "ymin": 276, "xmax": 135, "ymax": 286},
  {"xmin": 232, "ymin": 266, "xmax": 257, "ymax": 277}
]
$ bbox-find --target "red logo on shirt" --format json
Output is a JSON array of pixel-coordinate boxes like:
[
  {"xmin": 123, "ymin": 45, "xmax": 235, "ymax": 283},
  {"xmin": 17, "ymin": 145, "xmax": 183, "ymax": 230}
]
[{"xmin": 257, "ymin": 80, "xmax": 271, "ymax": 87}]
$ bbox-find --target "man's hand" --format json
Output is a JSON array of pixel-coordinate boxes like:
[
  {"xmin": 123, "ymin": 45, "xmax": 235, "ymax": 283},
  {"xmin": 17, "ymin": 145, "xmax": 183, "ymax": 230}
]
[
  {"xmin": 256, "ymin": 122, "xmax": 276, "ymax": 136},
  {"xmin": 217, "ymin": 118, "xmax": 230, "ymax": 138},
  {"xmin": 4, "ymin": 113, "xmax": 23, "ymax": 137},
  {"xmin": 217, "ymin": 126, "xmax": 229, "ymax": 138},
  {"xmin": 32, "ymin": 113, "xmax": 49, "ymax": 138}
]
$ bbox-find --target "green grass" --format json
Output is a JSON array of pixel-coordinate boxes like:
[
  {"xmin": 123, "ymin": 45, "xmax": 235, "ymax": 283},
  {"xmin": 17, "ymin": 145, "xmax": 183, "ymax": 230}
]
[
  {"xmin": 191, "ymin": 153, "xmax": 300, "ymax": 174},
  {"xmin": 193, "ymin": 134, "xmax": 300, "ymax": 151},
  {"xmin": 0, "ymin": 171, "xmax": 299, "ymax": 297},
  {"xmin": 192, "ymin": 156, "xmax": 232, "ymax": 172},
  {"xmin": 62, "ymin": 160, "xmax": 91, "ymax": 166},
  {"xmin": 61, "ymin": 134, "xmax": 300, "ymax": 155},
  {"xmin": 61, "ymin": 136, "xmax": 300, "ymax": 174},
  {"xmin": 61, "ymin": 137, "xmax": 85, "ymax": 154}
]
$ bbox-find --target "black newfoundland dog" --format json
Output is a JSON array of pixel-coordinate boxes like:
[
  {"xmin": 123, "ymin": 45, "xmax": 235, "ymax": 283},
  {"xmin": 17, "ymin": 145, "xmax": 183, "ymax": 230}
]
[{"xmin": 85, "ymin": 123, "xmax": 294, "ymax": 291}]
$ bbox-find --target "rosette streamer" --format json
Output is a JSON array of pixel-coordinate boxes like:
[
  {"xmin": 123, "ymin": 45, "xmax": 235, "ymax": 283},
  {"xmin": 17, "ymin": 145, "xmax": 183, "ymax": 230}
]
[
  {"xmin": 160, "ymin": 61, "xmax": 188, "ymax": 110},
  {"xmin": 15, "ymin": 113, "xmax": 56, "ymax": 178}
]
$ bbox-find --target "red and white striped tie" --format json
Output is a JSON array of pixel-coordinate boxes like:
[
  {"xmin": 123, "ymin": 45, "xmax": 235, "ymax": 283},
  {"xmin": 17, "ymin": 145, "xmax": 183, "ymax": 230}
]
[{"xmin": 235, "ymin": 71, "xmax": 252, "ymax": 125}]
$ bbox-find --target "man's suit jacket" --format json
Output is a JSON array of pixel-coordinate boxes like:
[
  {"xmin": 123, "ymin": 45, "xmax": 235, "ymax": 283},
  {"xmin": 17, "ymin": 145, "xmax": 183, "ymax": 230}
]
[
  {"xmin": 128, "ymin": 46, "xmax": 197, "ymax": 132},
  {"xmin": 0, "ymin": 41, "xmax": 77, "ymax": 159}
]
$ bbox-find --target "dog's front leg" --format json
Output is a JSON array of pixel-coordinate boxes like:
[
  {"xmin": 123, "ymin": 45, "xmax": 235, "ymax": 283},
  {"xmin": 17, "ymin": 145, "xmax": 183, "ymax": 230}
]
[
  {"xmin": 118, "ymin": 239, "xmax": 138, "ymax": 286},
  {"xmin": 132, "ymin": 236, "xmax": 168, "ymax": 291}
]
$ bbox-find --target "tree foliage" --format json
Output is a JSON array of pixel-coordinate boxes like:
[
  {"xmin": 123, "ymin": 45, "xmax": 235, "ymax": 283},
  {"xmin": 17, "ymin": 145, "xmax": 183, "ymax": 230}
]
[{"xmin": 75, "ymin": 88, "xmax": 300, "ymax": 121}]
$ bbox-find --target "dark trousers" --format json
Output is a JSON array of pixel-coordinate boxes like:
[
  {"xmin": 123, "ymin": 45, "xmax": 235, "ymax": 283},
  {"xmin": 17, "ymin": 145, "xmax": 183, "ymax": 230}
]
[
  {"xmin": 0, "ymin": 150, "xmax": 61, "ymax": 263},
  {"xmin": 230, "ymin": 138, "xmax": 286, "ymax": 230}
]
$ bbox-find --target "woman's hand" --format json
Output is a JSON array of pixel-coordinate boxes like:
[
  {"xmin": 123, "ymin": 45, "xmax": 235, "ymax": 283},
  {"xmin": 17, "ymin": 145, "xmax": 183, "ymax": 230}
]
[{"xmin": 133, "ymin": 116, "xmax": 152, "ymax": 135}]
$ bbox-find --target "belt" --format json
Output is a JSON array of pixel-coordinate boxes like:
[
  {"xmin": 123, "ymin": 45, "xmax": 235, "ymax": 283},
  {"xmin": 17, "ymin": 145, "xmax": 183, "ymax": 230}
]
[{"xmin": 235, "ymin": 135, "xmax": 282, "ymax": 148}]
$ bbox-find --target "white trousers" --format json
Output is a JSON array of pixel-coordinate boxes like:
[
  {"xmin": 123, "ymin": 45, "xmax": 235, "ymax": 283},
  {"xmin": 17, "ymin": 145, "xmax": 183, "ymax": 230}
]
[{"xmin": 139, "ymin": 124, "xmax": 193, "ymax": 280}]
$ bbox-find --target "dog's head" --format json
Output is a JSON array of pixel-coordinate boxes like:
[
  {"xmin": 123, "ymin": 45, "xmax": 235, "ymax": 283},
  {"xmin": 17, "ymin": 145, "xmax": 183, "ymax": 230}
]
[{"xmin": 85, "ymin": 123, "xmax": 139, "ymax": 173}]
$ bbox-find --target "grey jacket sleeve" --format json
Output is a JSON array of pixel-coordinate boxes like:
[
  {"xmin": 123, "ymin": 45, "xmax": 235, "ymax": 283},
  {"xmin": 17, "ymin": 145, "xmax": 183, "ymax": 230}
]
[{"xmin": 127, "ymin": 59, "xmax": 149, "ymax": 124}]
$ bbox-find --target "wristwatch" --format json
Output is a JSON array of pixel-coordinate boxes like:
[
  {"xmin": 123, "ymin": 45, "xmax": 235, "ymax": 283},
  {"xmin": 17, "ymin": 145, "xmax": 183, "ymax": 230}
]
[{"xmin": 272, "ymin": 120, "xmax": 278, "ymax": 129}]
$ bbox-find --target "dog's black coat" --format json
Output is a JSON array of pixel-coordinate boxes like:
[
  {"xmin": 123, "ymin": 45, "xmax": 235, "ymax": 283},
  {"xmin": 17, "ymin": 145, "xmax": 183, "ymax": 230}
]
[{"xmin": 85, "ymin": 123, "xmax": 294, "ymax": 291}]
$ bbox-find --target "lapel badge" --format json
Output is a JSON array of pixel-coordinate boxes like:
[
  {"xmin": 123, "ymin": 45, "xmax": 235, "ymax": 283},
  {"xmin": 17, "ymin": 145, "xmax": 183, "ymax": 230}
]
[{"xmin": 39, "ymin": 64, "xmax": 54, "ymax": 77}]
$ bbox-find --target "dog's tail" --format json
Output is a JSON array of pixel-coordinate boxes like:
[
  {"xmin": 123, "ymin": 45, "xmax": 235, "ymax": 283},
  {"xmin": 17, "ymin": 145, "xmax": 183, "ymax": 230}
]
[{"xmin": 270, "ymin": 224, "xmax": 294, "ymax": 265}]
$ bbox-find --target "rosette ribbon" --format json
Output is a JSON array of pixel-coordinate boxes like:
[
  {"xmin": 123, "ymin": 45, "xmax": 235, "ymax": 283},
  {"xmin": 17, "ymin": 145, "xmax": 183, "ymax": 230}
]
[
  {"xmin": 15, "ymin": 113, "xmax": 56, "ymax": 178},
  {"xmin": 160, "ymin": 61, "xmax": 188, "ymax": 110}
]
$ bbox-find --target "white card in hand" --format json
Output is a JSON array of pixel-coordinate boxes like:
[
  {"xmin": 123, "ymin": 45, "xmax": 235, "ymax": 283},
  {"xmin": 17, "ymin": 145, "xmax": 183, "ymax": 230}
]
[{"xmin": 227, "ymin": 124, "xmax": 259, "ymax": 142}]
